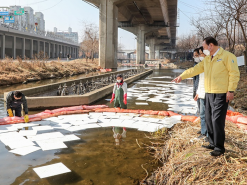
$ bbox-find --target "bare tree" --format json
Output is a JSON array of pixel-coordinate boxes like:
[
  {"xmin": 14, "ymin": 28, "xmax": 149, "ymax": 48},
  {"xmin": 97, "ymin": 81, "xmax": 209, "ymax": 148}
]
[
  {"xmin": 176, "ymin": 34, "xmax": 201, "ymax": 60},
  {"xmin": 80, "ymin": 22, "xmax": 99, "ymax": 61}
]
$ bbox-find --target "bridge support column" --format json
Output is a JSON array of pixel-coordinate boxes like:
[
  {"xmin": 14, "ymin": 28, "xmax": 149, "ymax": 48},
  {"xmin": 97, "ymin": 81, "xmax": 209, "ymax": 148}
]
[
  {"xmin": 12, "ymin": 36, "xmax": 16, "ymax": 59},
  {"xmin": 149, "ymin": 38, "xmax": 155, "ymax": 60},
  {"xmin": 43, "ymin": 41, "xmax": 46, "ymax": 58},
  {"xmin": 99, "ymin": 0, "xmax": 118, "ymax": 68},
  {"xmin": 48, "ymin": 43, "xmax": 50, "ymax": 58},
  {"xmin": 52, "ymin": 44, "xmax": 55, "ymax": 58},
  {"xmin": 57, "ymin": 44, "xmax": 59, "ymax": 58},
  {"xmin": 37, "ymin": 40, "xmax": 40, "ymax": 56},
  {"xmin": 136, "ymin": 24, "xmax": 145, "ymax": 64},
  {"xmin": 155, "ymin": 49, "xmax": 160, "ymax": 59},
  {"xmin": 1, "ymin": 34, "xmax": 5, "ymax": 59},
  {"xmin": 171, "ymin": 53, "xmax": 174, "ymax": 59},
  {"xmin": 30, "ymin": 39, "xmax": 33, "ymax": 59},
  {"xmin": 22, "ymin": 38, "xmax": 25, "ymax": 59}
]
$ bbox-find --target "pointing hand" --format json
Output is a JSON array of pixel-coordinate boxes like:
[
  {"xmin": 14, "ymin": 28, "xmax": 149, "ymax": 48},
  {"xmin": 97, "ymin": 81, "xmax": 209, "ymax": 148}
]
[{"xmin": 171, "ymin": 76, "xmax": 182, "ymax": 83}]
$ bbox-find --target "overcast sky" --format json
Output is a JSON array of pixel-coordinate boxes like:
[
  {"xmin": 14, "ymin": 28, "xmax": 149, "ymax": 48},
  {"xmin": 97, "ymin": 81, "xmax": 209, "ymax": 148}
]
[{"xmin": 0, "ymin": 0, "xmax": 206, "ymax": 50}]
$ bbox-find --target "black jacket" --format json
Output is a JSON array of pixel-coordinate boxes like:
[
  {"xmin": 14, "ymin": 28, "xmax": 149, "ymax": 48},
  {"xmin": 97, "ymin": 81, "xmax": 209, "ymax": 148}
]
[{"xmin": 6, "ymin": 91, "xmax": 28, "ymax": 114}]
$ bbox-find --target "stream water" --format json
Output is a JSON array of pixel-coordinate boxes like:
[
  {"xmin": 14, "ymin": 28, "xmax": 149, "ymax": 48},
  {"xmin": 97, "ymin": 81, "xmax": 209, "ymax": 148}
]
[{"xmin": 0, "ymin": 68, "xmax": 195, "ymax": 185}]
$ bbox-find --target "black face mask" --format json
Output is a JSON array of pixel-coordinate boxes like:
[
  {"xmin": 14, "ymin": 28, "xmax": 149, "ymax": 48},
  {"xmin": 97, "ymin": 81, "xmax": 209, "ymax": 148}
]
[{"xmin": 14, "ymin": 98, "xmax": 22, "ymax": 102}]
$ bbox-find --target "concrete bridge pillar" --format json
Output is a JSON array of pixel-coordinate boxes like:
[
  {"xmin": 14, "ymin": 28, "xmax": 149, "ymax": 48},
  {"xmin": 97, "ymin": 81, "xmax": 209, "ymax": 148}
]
[
  {"xmin": 48, "ymin": 43, "xmax": 50, "ymax": 58},
  {"xmin": 149, "ymin": 38, "xmax": 155, "ymax": 60},
  {"xmin": 171, "ymin": 53, "xmax": 174, "ymax": 59},
  {"xmin": 30, "ymin": 39, "xmax": 33, "ymax": 59},
  {"xmin": 12, "ymin": 36, "xmax": 16, "ymax": 59},
  {"xmin": 22, "ymin": 38, "xmax": 25, "ymax": 59},
  {"xmin": 155, "ymin": 49, "xmax": 160, "ymax": 59},
  {"xmin": 37, "ymin": 40, "xmax": 40, "ymax": 56},
  {"xmin": 52, "ymin": 44, "xmax": 55, "ymax": 58},
  {"xmin": 136, "ymin": 24, "xmax": 145, "ymax": 64},
  {"xmin": 1, "ymin": 35, "xmax": 5, "ymax": 59},
  {"xmin": 99, "ymin": 0, "xmax": 118, "ymax": 68},
  {"xmin": 57, "ymin": 44, "xmax": 59, "ymax": 58},
  {"xmin": 43, "ymin": 41, "xmax": 46, "ymax": 58}
]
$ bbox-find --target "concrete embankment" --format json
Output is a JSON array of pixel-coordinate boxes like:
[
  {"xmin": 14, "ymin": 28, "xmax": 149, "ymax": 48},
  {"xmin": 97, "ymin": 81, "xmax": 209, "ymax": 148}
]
[{"xmin": 4, "ymin": 69, "xmax": 153, "ymax": 110}]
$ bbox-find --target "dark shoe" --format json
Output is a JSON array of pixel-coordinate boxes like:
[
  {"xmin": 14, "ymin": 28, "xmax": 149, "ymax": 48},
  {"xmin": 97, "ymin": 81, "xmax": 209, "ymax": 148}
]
[
  {"xmin": 197, "ymin": 134, "xmax": 206, "ymax": 139},
  {"xmin": 202, "ymin": 144, "xmax": 214, "ymax": 150},
  {"xmin": 210, "ymin": 150, "xmax": 224, "ymax": 157},
  {"xmin": 197, "ymin": 131, "xmax": 201, "ymax": 134},
  {"xmin": 204, "ymin": 137, "xmax": 209, "ymax": 143}
]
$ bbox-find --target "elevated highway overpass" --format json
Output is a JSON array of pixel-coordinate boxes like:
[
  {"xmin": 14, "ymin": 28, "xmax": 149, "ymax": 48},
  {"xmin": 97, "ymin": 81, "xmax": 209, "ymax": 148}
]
[
  {"xmin": 84, "ymin": 0, "xmax": 178, "ymax": 68},
  {"xmin": 0, "ymin": 26, "xmax": 79, "ymax": 59}
]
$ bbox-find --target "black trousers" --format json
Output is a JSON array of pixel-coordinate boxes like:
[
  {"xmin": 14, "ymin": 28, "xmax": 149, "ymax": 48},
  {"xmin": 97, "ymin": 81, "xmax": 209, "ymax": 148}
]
[
  {"xmin": 205, "ymin": 93, "xmax": 228, "ymax": 153},
  {"xmin": 7, "ymin": 106, "xmax": 22, "ymax": 117}
]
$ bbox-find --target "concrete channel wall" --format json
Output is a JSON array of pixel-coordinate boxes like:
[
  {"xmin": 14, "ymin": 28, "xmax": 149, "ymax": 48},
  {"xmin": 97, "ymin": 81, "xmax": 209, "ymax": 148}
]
[
  {"xmin": 4, "ymin": 69, "xmax": 136, "ymax": 98},
  {"xmin": 4, "ymin": 69, "xmax": 153, "ymax": 110}
]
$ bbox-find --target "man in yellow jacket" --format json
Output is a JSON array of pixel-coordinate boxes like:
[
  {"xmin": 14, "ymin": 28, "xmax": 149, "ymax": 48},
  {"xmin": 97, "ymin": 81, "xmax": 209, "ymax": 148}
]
[{"xmin": 172, "ymin": 37, "xmax": 240, "ymax": 156}]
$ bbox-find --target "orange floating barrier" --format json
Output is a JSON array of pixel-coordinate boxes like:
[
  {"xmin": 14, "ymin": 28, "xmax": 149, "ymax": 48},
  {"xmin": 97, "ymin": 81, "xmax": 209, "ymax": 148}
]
[
  {"xmin": 181, "ymin": 115, "xmax": 198, "ymax": 122},
  {"xmin": 158, "ymin": 111, "xmax": 169, "ymax": 116},
  {"xmin": 227, "ymin": 110, "xmax": 243, "ymax": 117},
  {"xmin": 167, "ymin": 111, "xmax": 180, "ymax": 116}
]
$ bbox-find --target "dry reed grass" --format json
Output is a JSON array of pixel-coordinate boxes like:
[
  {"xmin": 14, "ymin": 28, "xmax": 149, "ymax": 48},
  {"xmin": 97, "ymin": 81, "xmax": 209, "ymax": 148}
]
[
  {"xmin": 143, "ymin": 120, "xmax": 247, "ymax": 185},
  {"xmin": 175, "ymin": 61, "xmax": 194, "ymax": 69},
  {"xmin": 231, "ymin": 66, "xmax": 247, "ymax": 115},
  {"xmin": 0, "ymin": 55, "xmax": 98, "ymax": 85}
]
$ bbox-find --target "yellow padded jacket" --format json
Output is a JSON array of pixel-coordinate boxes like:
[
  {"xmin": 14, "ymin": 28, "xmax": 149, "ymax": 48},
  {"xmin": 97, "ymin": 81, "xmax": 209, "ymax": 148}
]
[{"xmin": 180, "ymin": 47, "xmax": 240, "ymax": 93}]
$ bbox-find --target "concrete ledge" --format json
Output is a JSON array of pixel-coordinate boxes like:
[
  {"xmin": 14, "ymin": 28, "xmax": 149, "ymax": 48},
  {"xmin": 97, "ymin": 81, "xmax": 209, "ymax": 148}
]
[
  {"xmin": 6, "ymin": 69, "xmax": 153, "ymax": 110},
  {"xmin": 4, "ymin": 69, "xmax": 137, "ymax": 100}
]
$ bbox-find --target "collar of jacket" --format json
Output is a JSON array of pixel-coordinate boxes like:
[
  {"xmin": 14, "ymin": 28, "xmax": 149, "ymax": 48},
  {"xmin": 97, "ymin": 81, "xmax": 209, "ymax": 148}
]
[
  {"xmin": 117, "ymin": 81, "xmax": 124, "ymax": 86},
  {"xmin": 206, "ymin": 47, "xmax": 224, "ymax": 62}
]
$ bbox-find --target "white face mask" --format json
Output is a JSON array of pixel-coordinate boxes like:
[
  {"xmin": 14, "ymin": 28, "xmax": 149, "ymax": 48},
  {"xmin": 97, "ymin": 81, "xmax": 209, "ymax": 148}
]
[
  {"xmin": 203, "ymin": 50, "xmax": 210, "ymax": 56},
  {"xmin": 194, "ymin": 57, "xmax": 200, "ymax": 63},
  {"xmin": 117, "ymin": 80, "xmax": 122, "ymax": 83},
  {"xmin": 199, "ymin": 57, "xmax": 205, "ymax": 61}
]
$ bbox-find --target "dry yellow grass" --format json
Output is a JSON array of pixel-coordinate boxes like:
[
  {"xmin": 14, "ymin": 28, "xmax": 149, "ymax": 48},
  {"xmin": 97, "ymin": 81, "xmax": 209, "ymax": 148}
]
[
  {"xmin": 143, "ymin": 120, "xmax": 247, "ymax": 185},
  {"xmin": 0, "ymin": 57, "xmax": 98, "ymax": 85},
  {"xmin": 231, "ymin": 66, "xmax": 247, "ymax": 115}
]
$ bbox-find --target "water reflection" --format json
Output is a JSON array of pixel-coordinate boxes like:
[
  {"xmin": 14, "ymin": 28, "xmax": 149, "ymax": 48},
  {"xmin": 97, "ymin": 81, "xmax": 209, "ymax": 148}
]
[{"xmin": 113, "ymin": 127, "xmax": 127, "ymax": 146}]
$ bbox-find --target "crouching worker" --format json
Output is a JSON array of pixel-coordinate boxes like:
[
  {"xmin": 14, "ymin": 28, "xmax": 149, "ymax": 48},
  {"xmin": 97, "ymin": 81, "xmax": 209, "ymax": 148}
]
[
  {"xmin": 6, "ymin": 91, "xmax": 29, "ymax": 122},
  {"xmin": 110, "ymin": 74, "xmax": 127, "ymax": 109}
]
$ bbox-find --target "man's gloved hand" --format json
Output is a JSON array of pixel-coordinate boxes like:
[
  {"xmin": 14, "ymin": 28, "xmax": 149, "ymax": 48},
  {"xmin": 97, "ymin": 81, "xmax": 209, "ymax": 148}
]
[
  {"xmin": 123, "ymin": 94, "xmax": 127, "ymax": 105},
  {"xmin": 7, "ymin": 109, "xmax": 13, "ymax": 117},
  {"xmin": 110, "ymin": 93, "xmax": 115, "ymax": 103},
  {"xmin": 24, "ymin": 115, "xmax": 29, "ymax": 123}
]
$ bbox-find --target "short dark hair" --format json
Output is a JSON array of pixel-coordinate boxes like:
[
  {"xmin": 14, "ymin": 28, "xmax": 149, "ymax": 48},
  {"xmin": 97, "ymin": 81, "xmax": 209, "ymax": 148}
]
[
  {"xmin": 199, "ymin": 46, "xmax": 204, "ymax": 52},
  {"xmin": 203, "ymin": 37, "xmax": 218, "ymax": 46},
  {"xmin": 116, "ymin": 74, "xmax": 123, "ymax": 78},
  {"xmin": 193, "ymin": 48, "xmax": 200, "ymax": 54},
  {"xmin": 14, "ymin": 91, "xmax": 22, "ymax": 98}
]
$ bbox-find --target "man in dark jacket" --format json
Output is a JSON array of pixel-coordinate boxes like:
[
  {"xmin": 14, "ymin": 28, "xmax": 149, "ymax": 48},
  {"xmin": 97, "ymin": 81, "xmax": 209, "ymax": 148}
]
[{"xmin": 6, "ymin": 91, "xmax": 29, "ymax": 122}]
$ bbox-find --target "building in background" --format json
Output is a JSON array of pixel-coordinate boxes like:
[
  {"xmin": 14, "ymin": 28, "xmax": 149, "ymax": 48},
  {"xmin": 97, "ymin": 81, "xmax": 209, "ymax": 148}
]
[
  {"xmin": 34, "ymin": 12, "xmax": 45, "ymax": 31},
  {"xmin": 54, "ymin": 27, "xmax": 79, "ymax": 43},
  {"xmin": 0, "ymin": 5, "xmax": 77, "ymax": 43},
  {"xmin": 9, "ymin": 5, "xmax": 22, "ymax": 30}
]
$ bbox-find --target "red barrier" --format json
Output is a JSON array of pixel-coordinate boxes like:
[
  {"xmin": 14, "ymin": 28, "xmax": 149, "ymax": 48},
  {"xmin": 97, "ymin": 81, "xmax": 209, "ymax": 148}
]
[
  {"xmin": 227, "ymin": 110, "xmax": 243, "ymax": 116},
  {"xmin": 181, "ymin": 116, "xmax": 198, "ymax": 122},
  {"xmin": 167, "ymin": 111, "xmax": 180, "ymax": 116},
  {"xmin": 158, "ymin": 111, "xmax": 169, "ymax": 116}
]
